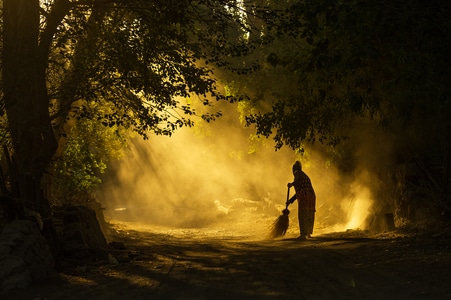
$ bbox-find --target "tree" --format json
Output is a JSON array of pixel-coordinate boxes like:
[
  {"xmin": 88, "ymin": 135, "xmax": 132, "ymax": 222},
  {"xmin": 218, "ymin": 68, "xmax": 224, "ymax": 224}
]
[
  {"xmin": 0, "ymin": 0, "xmax": 265, "ymax": 252},
  {"xmin": 226, "ymin": 0, "xmax": 451, "ymax": 226}
]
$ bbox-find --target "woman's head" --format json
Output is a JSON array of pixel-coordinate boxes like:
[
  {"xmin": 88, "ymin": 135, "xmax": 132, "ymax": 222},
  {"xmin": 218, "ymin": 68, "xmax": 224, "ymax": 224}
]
[{"xmin": 292, "ymin": 161, "xmax": 302, "ymax": 175}]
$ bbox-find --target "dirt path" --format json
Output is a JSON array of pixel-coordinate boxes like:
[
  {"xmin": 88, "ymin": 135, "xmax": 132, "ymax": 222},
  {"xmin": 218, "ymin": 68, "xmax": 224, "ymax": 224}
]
[{"xmin": 5, "ymin": 221, "xmax": 451, "ymax": 300}]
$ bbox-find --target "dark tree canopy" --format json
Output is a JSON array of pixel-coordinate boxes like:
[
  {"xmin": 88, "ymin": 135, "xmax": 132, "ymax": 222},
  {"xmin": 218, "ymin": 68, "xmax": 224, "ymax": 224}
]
[
  {"xmin": 217, "ymin": 0, "xmax": 451, "ymax": 227},
  {"xmin": 239, "ymin": 0, "xmax": 451, "ymax": 152}
]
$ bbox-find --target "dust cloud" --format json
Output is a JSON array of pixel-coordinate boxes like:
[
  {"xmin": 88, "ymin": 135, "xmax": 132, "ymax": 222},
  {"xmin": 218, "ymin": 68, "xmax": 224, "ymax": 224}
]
[{"xmin": 97, "ymin": 103, "xmax": 380, "ymax": 237}]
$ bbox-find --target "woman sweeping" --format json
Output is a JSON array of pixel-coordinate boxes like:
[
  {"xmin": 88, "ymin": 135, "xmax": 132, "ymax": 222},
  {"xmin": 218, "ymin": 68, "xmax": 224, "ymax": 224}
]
[{"xmin": 286, "ymin": 161, "xmax": 316, "ymax": 240}]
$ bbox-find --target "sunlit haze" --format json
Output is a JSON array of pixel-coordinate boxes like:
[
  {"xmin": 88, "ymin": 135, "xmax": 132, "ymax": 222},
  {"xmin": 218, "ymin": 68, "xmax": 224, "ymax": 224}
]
[{"xmin": 97, "ymin": 103, "xmax": 376, "ymax": 239}]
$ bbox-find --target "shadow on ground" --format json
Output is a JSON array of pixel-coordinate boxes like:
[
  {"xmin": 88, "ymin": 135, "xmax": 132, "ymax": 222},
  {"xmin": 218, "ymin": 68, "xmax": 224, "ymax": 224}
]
[{"xmin": 4, "ymin": 221, "xmax": 451, "ymax": 300}]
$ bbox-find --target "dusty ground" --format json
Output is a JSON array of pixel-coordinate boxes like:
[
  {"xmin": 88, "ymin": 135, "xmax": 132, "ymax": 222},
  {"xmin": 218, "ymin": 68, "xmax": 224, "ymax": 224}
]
[{"xmin": 4, "ymin": 218, "xmax": 451, "ymax": 300}]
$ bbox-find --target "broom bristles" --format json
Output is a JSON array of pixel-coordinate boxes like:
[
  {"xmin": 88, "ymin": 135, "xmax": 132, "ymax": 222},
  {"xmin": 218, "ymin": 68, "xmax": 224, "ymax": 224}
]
[{"xmin": 268, "ymin": 209, "xmax": 290, "ymax": 239}]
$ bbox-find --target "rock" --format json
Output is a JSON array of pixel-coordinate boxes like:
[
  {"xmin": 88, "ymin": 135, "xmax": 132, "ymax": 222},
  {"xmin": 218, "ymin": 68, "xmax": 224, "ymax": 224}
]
[
  {"xmin": 109, "ymin": 241, "xmax": 126, "ymax": 250},
  {"xmin": 0, "ymin": 220, "xmax": 54, "ymax": 294},
  {"xmin": 108, "ymin": 253, "xmax": 119, "ymax": 265},
  {"xmin": 62, "ymin": 205, "xmax": 108, "ymax": 255},
  {"xmin": 0, "ymin": 270, "xmax": 32, "ymax": 293}
]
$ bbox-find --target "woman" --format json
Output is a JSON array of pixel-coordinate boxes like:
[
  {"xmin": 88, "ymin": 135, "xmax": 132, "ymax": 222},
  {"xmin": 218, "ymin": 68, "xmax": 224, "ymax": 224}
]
[{"xmin": 287, "ymin": 161, "xmax": 316, "ymax": 240}]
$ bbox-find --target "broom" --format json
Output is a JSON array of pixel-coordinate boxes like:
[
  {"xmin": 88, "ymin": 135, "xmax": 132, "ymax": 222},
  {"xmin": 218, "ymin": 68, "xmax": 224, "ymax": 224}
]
[{"xmin": 269, "ymin": 186, "xmax": 291, "ymax": 239}]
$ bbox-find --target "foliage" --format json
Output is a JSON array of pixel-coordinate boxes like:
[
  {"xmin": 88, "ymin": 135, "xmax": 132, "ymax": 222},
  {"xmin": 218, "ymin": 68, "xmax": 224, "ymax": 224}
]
[
  {"xmin": 51, "ymin": 100, "xmax": 128, "ymax": 203},
  {"xmin": 46, "ymin": 0, "xmax": 259, "ymax": 140},
  {"xmin": 2, "ymin": 0, "xmax": 448, "ymax": 229},
  {"xmin": 0, "ymin": 0, "xmax": 264, "ymax": 207},
  {"xmin": 214, "ymin": 0, "xmax": 451, "ymax": 226},
  {"xmin": 43, "ymin": 0, "xmax": 267, "ymax": 202},
  {"xmin": 226, "ymin": 0, "xmax": 451, "ymax": 154}
]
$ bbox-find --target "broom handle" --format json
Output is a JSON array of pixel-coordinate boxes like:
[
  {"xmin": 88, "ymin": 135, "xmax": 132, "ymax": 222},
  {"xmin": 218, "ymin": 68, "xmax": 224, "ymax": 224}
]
[{"xmin": 285, "ymin": 186, "xmax": 290, "ymax": 209}]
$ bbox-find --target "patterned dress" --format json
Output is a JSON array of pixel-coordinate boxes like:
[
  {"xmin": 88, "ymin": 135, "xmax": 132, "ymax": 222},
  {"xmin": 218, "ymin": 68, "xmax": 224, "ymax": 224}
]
[{"xmin": 290, "ymin": 170, "xmax": 316, "ymax": 238}]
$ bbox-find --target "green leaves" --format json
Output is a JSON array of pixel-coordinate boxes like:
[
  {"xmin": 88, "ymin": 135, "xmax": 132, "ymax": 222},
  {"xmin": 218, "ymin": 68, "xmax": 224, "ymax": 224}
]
[{"xmin": 52, "ymin": 111, "xmax": 128, "ymax": 202}]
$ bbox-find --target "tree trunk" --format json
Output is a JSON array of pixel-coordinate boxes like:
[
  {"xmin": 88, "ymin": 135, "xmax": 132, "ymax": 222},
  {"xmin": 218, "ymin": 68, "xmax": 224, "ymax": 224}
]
[
  {"xmin": 3, "ymin": 0, "xmax": 59, "ymax": 254},
  {"xmin": 3, "ymin": 0, "xmax": 58, "ymax": 182},
  {"xmin": 443, "ymin": 125, "xmax": 451, "ymax": 202}
]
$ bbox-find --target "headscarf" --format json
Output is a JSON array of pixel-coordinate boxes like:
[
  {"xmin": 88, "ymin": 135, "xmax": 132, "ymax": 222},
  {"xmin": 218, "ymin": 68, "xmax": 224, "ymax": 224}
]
[{"xmin": 292, "ymin": 161, "xmax": 302, "ymax": 175}]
